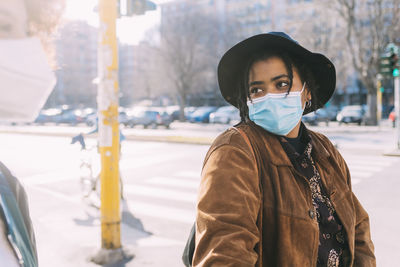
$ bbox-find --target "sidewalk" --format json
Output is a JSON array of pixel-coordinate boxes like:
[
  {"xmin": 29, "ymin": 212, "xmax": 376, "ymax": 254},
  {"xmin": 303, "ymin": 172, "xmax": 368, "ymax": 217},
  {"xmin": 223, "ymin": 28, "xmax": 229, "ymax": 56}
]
[{"xmin": 0, "ymin": 120, "xmax": 396, "ymax": 146}]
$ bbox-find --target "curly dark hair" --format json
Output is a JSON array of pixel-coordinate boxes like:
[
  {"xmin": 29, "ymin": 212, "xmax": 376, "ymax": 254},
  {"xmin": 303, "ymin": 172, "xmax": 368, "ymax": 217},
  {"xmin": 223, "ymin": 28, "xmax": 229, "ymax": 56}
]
[{"xmin": 236, "ymin": 49, "xmax": 320, "ymax": 122}]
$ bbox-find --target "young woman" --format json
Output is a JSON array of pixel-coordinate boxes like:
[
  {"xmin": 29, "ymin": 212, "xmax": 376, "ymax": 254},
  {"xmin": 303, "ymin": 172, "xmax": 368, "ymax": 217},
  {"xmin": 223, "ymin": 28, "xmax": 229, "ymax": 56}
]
[{"xmin": 193, "ymin": 32, "xmax": 375, "ymax": 267}]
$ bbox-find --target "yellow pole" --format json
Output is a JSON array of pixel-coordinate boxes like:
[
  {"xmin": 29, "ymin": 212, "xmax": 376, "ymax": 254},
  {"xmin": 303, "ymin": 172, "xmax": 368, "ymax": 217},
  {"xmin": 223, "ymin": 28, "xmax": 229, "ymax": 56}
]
[
  {"xmin": 98, "ymin": 0, "xmax": 121, "ymax": 250},
  {"xmin": 377, "ymin": 79, "xmax": 382, "ymax": 123}
]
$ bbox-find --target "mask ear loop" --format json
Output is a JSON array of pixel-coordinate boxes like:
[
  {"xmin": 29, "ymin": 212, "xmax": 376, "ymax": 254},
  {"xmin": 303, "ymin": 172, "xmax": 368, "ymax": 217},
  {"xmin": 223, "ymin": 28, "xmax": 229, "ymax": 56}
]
[
  {"xmin": 301, "ymin": 82, "xmax": 312, "ymax": 110},
  {"xmin": 300, "ymin": 82, "xmax": 306, "ymax": 93}
]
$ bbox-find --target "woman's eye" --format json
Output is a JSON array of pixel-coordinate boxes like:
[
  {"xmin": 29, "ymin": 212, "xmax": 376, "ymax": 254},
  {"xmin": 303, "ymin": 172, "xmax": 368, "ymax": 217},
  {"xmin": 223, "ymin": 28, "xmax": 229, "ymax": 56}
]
[
  {"xmin": 250, "ymin": 88, "xmax": 262, "ymax": 94},
  {"xmin": 276, "ymin": 81, "xmax": 289, "ymax": 89}
]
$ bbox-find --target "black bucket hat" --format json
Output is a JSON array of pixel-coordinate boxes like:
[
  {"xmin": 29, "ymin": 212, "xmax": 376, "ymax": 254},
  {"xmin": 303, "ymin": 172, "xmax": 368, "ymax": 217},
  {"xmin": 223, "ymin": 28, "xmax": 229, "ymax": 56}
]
[{"xmin": 217, "ymin": 32, "xmax": 336, "ymax": 114}]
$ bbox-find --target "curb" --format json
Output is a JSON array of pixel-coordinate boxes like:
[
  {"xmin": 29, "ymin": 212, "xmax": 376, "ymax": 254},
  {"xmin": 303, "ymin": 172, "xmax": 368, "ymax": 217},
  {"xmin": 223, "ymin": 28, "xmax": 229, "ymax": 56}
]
[
  {"xmin": 383, "ymin": 149, "xmax": 400, "ymax": 157},
  {"xmin": 0, "ymin": 129, "xmax": 215, "ymax": 146},
  {"xmin": 124, "ymin": 135, "xmax": 214, "ymax": 145}
]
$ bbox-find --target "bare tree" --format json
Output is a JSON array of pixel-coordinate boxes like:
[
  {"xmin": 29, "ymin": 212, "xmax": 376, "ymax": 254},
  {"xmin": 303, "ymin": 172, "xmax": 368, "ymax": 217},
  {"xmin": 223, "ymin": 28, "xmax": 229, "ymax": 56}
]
[
  {"xmin": 157, "ymin": 10, "xmax": 221, "ymax": 120},
  {"xmin": 320, "ymin": 0, "xmax": 400, "ymax": 124},
  {"xmin": 290, "ymin": 3, "xmax": 353, "ymax": 102}
]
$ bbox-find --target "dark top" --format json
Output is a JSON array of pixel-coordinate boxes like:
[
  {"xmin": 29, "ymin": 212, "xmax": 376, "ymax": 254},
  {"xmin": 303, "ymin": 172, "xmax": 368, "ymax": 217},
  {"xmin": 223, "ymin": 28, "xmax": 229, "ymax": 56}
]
[{"xmin": 280, "ymin": 124, "xmax": 348, "ymax": 267}]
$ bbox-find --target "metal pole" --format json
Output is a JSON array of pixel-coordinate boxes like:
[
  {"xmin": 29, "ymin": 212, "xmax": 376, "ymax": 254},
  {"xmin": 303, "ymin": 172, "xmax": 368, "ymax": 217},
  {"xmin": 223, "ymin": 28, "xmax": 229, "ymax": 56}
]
[
  {"xmin": 395, "ymin": 76, "xmax": 400, "ymax": 149},
  {"xmin": 98, "ymin": 0, "xmax": 120, "ymax": 251},
  {"xmin": 91, "ymin": 1, "xmax": 133, "ymax": 264},
  {"xmin": 377, "ymin": 79, "xmax": 382, "ymax": 124}
]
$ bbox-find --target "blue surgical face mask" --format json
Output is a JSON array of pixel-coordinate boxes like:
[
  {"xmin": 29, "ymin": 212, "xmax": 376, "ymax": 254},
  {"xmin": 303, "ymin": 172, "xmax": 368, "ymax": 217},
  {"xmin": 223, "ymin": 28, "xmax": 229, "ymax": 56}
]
[{"xmin": 247, "ymin": 83, "xmax": 306, "ymax": 136}]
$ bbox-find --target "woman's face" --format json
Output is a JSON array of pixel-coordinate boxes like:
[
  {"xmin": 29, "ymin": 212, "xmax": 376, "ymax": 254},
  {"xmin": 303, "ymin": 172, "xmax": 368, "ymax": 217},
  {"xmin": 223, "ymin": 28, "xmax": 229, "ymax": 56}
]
[{"xmin": 248, "ymin": 56, "xmax": 310, "ymax": 106}]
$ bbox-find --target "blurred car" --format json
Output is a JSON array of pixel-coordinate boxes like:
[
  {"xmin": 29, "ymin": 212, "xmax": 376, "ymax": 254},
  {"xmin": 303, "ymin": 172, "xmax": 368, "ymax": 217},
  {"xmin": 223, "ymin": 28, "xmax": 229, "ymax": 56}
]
[
  {"xmin": 209, "ymin": 106, "xmax": 240, "ymax": 124},
  {"xmin": 76, "ymin": 108, "xmax": 96, "ymax": 123},
  {"xmin": 165, "ymin": 105, "xmax": 181, "ymax": 121},
  {"xmin": 187, "ymin": 106, "xmax": 218, "ymax": 123},
  {"xmin": 53, "ymin": 109, "xmax": 85, "ymax": 125},
  {"xmin": 323, "ymin": 106, "xmax": 339, "ymax": 121},
  {"xmin": 184, "ymin": 106, "xmax": 197, "ymax": 120},
  {"xmin": 302, "ymin": 108, "xmax": 330, "ymax": 126},
  {"xmin": 389, "ymin": 108, "xmax": 396, "ymax": 128},
  {"xmin": 336, "ymin": 105, "xmax": 365, "ymax": 125},
  {"xmin": 127, "ymin": 109, "xmax": 172, "ymax": 128},
  {"xmin": 119, "ymin": 110, "xmax": 129, "ymax": 126},
  {"xmin": 34, "ymin": 108, "xmax": 62, "ymax": 124}
]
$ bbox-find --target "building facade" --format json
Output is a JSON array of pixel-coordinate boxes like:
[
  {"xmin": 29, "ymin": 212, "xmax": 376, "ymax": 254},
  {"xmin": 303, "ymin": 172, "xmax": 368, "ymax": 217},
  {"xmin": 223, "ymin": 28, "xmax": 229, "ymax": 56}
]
[{"xmin": 50, "ymin": 21, "xmax": 98, "ymax": 107}]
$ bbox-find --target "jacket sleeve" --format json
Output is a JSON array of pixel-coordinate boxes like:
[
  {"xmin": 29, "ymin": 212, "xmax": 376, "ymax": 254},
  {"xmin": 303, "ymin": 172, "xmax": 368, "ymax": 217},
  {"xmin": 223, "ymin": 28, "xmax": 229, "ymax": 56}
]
[
  {"xmin": 340, "ymin": 155, "xmax": 376, "ymax": 267},
  {"xmin": 193, "ymin": 145, "xmax": 261, "ymax": 267},
  {"xmin": 0, "ymin": 161, "xmax": 37, "ymax": 261}
]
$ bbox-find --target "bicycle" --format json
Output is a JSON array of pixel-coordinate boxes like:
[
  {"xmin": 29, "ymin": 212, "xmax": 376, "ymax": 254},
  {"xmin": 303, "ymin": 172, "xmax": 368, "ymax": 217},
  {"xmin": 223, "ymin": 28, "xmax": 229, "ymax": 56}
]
[{"xmin": 71, "ymin": 134, "xmax": 124, "ymax": 208}]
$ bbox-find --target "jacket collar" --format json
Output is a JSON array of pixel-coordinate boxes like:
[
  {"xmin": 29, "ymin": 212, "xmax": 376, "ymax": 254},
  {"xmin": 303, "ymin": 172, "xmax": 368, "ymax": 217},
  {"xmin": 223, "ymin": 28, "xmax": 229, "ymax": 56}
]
[{"xmin": 246, "ymin": 122, "xmax": 331, "ymax": 167}]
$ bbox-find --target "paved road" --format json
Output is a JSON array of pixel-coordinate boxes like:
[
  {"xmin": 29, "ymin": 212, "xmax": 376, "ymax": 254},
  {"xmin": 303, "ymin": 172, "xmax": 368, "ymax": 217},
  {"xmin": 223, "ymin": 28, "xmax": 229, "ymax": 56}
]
[{"xmin": 0, "ymin": 127, "xmax": 398, "ymax": 266}]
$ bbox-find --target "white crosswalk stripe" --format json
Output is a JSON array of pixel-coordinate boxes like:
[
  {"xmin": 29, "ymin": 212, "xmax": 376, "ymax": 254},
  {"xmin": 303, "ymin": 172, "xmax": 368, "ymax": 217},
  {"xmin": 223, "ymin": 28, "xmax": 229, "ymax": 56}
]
[
  {"xmin": 340, "ymin": 153, "xmax": 400, "ymax": 185},
  {"xmin": 146, "ymin": 176, "xmax": 200, "ymax": 189},
  {"xmin": 124, "ymin": 153, "xmax": 400, "ymax": 223},
  {"xmin": 124, "ymin": 184, "xmax": 197, "ymax": 203},
  {"xmin": 125, "ymin": 200, "xmax": 195, "ymax": 224},
  {"xmin": 122, "ymin": 171, "xmax": 200, "ymax": 224}
]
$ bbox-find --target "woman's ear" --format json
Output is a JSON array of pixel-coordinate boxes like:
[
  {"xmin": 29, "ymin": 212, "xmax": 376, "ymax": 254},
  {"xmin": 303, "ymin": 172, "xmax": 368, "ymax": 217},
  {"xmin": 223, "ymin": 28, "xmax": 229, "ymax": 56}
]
[{"xmin": 306, "ymin": 87, "xmax": 311, "ymax": 101}]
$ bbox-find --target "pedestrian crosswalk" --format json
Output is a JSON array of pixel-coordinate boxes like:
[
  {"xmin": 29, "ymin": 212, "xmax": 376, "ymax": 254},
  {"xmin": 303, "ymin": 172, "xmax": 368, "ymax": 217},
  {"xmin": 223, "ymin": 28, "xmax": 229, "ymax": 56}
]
[
  {"xmin": 123, "ymin": 170, "xmax": 199, "ymax": 225},
  {"xmin": 340, "ymin": 153, "xmax": 400, "ymax": 185},
  {"xmin": 18, "ymin": 143, "xmax": 400, "ymax": 233},
  {"xmin": 120, "ymin": 152, "xmax": 400, "ymax": 228}
]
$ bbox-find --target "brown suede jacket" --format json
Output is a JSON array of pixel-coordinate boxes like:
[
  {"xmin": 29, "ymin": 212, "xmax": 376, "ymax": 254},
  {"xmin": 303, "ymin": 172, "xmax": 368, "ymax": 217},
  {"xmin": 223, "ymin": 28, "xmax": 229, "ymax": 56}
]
[{"xmin": 193, "ymin": 123, "xmax": 375, "ymax": 267}]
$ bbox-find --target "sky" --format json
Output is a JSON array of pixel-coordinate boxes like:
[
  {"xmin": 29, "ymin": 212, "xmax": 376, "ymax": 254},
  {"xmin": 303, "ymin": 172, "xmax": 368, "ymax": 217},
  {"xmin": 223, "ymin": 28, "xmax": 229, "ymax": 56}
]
[{"xmin": 63, "ymin": 0, "xmax": 171, "ymax": 44}]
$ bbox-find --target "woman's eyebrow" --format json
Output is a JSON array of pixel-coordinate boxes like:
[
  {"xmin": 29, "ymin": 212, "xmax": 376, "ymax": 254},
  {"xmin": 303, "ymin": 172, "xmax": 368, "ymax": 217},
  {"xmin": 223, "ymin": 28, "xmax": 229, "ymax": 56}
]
[
  {"xmin": 271, "ymin": 74, "xmax": 289, "ymax": 81},
  {"xmin": 249, "ymin": 81, "xmax": 264, "ymax": 87},
  {"xmin": 249, "ymin": 74, "xmax": 289, "ymax": 87}
]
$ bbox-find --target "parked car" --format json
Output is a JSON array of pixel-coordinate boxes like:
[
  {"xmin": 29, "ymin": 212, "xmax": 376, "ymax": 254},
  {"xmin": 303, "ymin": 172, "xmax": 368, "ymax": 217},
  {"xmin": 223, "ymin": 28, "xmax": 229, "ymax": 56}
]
[
  {"xmin": 184, "ymin": 107, "xmax": 197, "ymax": 120},
  {"xmin": 128, "ymin": 109, "xmax": 172, "ymax": 128},
  {"xmin": 119, "ymin": 110, "xmax": 129, "ymax": 126},
  {"xmin": 165, "ymin": 105, "xmax": 181, "ymax": 121},
  {"xmin": 34, "ymin": 108, "xmax": 62, "ymax": 124},
  {"xmin": 324, "ymin": 106, "xmax": 339, "ymax": 121},
  {"xmin": 187, "ymin": 106, "xmax": 218, "ymax": 123},
  {"xmin": 53, "ymin": 109, "xmax": 85, "ymax": 125},
  {"xmin": 76, "ymin": 108, "xmax": 96, "ymax": 123},
  {"xmin": 209, "ymin": 106, "xmax": 240, "ymax": 124},
  {"xmin": 302, "ymin": 108, "xmax": 330, "ymax": 126},
  {"xmin": 336, "ymin": 105, "xmax": 365, "ymax": 125}
]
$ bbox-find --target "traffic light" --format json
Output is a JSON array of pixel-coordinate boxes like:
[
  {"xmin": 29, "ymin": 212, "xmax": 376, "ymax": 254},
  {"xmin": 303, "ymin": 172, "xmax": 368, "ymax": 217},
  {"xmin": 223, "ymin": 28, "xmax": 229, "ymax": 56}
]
[
  {"xmin": 390, "ymin": 53, "xmax": 399, "ymax": 70},
  {"xmin": 380, "ymin": 43, "xmax": 400, "ymax": 77},
  {"xmin": 118, "ymin": 0, "xmax": 156, "ymax": 16},
  {"xmin": 379, "ymin": 54, "xmax": 392, "ymax": 76}
]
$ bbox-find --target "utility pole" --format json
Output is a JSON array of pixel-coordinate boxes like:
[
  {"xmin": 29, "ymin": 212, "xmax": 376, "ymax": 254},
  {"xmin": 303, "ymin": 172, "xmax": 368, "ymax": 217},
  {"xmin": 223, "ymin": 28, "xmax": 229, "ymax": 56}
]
[
  {"xmin": 380, "ymin": 43, "xmax": 400, "ymax": 153},
  {"xmin": 91, "ymin": 0, "xmax": 130, "ymax": 264},
  {"xmin": 395, "ymin": 75, "xmax": 400, "ymax": 149},
  {"xmin": 376, "ymin": 75, "xmax": 383, "ymax": 124},
  {"xmin": 90, "ymin": 0, "xmax": 156, "ymax": 264}
]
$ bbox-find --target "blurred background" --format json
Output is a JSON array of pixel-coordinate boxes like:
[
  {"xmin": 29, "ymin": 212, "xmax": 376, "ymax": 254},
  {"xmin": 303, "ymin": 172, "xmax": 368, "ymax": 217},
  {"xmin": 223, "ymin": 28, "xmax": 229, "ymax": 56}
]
[{"xmin": 0, "ymin": 0, "xmax": 400, "ymax": 266}]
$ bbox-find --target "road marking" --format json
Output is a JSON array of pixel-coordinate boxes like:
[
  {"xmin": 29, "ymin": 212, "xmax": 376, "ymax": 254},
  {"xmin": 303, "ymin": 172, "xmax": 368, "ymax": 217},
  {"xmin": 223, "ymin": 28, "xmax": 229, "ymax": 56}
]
[
  {"xmin": 174, "ymin": 171, "xmax": 201, "ymax": 179},
  {"xmin": 350, "ymin": 171, "xmax": 372, "ymax": 178},
  {"xmin": 348, "ymin": 165, "xmax": 383, "ymax": 172},
  {"xmin": 124, "ymin": 185, "xmax": 197, "ymax": 203},
  {"xmin": 136, "ymin": 235, "xmax": 185, "ymax": 247},
  {"xmin": 120, "ymin": 154, "xmax": 183, "ymax": 171},
  {"xmin": 126, "ymin": 200, "xmax": 195, "ymax": 224},
  {"xmin": 21, "ymin": 171, "xmax": 79, "ymax": 185},
  {"xmin": 32, "ymin": 185, "xmax": 196, "ymax": 224},
  {"xmin": 342, "ymin": 154, "xmax": 400, "ymax": 185},
  {"xmin": 146, "ymin": 177, "xmax": 200, "ymax": 189},
  {"xmin": 30, "ymin": 185, "xmax": 81, "ymax": 204}
]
